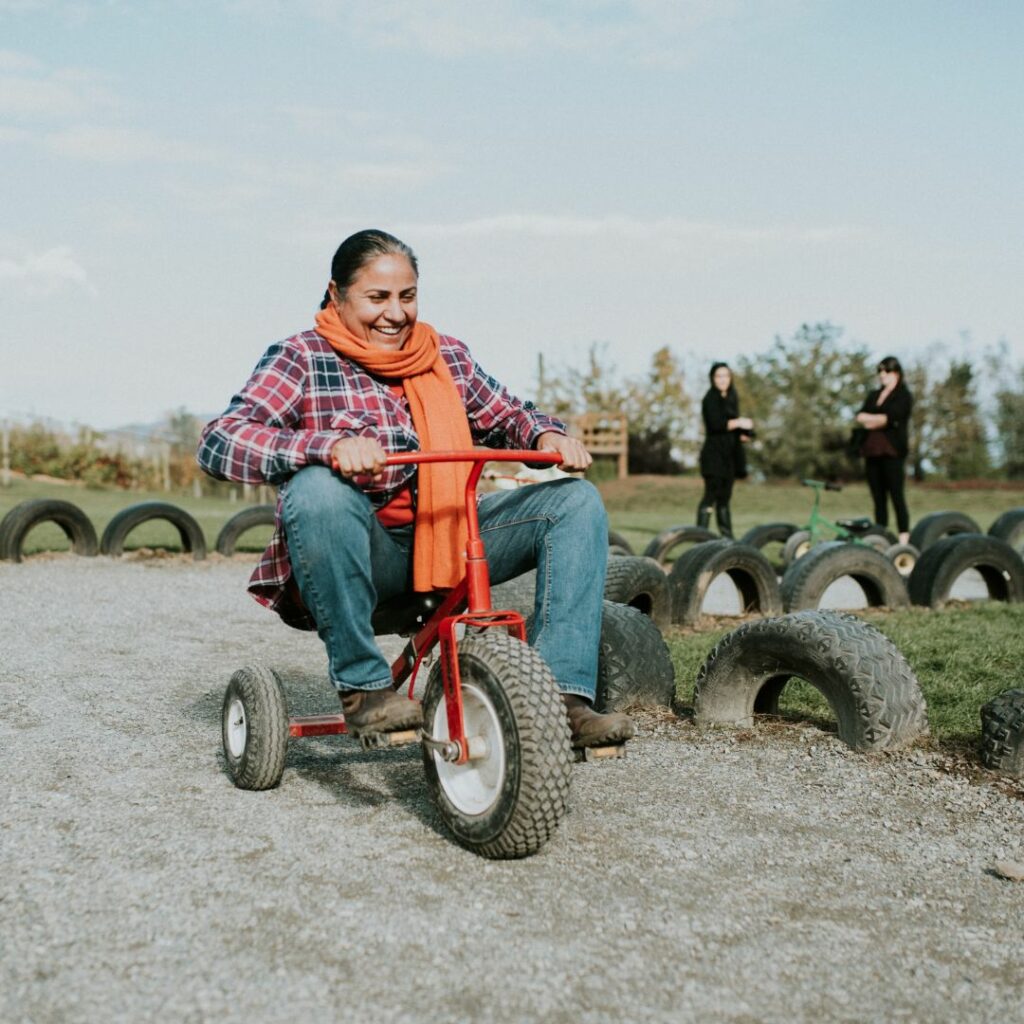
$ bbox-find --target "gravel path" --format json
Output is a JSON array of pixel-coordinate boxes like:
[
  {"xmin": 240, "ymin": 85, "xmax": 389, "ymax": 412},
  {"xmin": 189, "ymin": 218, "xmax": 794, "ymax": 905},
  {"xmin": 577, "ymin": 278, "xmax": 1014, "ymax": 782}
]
[{"xmin": 2, "ymin": 556, "xmax": 1023, "ymax": 1024}]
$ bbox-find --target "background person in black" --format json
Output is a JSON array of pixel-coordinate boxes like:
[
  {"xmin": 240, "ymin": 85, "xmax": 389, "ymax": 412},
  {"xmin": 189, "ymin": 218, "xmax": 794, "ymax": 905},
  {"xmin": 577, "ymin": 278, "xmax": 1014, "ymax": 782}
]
[
  {"xmin": 697, "ymin": 362, "xmax": 753, "ymax": 538},
  {"xmin": 855, "ymin": 355, "xmax": 913, "ymax": 544}
]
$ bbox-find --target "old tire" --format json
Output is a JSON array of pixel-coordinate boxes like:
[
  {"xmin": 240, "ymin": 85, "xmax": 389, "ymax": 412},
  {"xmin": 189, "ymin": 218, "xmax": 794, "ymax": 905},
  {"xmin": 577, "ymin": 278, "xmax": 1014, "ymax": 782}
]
[
  {"xmin": 694, "ymin": 610, "xmax": 929, "ymax": 751},
  {"xmin": 909, "ymin": 511, "xmax": 981, "ymax": 551},
  {"xmin": 421, "ymin": 632, "xmax": 572, "ymax": 859},
  {"xmin": 980, "ymin": 689, "xmax": 1024, "ymax": 778},
  {"xmin": 989, "ymin": 508, "xmax": 1024, "ymax": 556},
  {"xmin": 490, "ymin": 569, "xmax": 537, "ymax": 618},
  {"xmin": 781, "ymin": 529, "xmax": 812, "ymax": 567},
  {"xmin": 101, "ymin": 501, "xmax": 207, "ymax": 559},
  {"xmin": 0, "ymin": 499, "xmax": 98, "ymax": 562},
  {"xmin": 215, "ymin": 504, "xmax": 275, "ymax": 555},
  {"xmin": 595, "ymin": 600, "xmax": 675, "ymax": 712},
  {"xmin": 739, "ymin": 522, "xmax": 798, "ymax": 573},
  {"xmin": 222, "ymin": 665, "xmax": 289, "ymax": 790},
  {"xmin": 668, "ymin": 539, "xmax": 782, "ymax": 626},
  {"xmin": 907, "ymin": 534, "xmax": 1024, "ymax": 609},
  {"xmin": 603, "ymin": 556, "xmax": 672, "ymax": 629},
  {"xmin": 608, "ymin": 529, "xmax": 634, "ymax": 557},
  {"xmin": 885, "ymin": 542, "xmax": 919, "ymax": 578},
  {"xmin": 781, "ymin": 542, "xmax": 909, "ymax": 612},
  {"xmin": 642, "ymin": 524, "xmax": 717, "ymax": 569}
]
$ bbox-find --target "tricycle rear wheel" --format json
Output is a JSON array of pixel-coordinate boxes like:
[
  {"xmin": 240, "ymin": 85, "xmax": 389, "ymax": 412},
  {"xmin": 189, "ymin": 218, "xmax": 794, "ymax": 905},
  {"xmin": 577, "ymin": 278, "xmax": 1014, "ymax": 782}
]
[{"xmin": 422, "ymin": 632, "xmax": 572, "ymax": 859}]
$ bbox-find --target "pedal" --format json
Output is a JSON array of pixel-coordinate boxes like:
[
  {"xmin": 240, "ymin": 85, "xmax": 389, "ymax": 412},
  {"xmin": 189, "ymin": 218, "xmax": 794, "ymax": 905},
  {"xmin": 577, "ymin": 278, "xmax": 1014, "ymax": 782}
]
[
  {"xmin": 358, "ymin": 729, "xmax": 421, "ymax": 751},
  {"xmin": 574, "ymin": 743, "xmax": 627, "ymax": 763}
]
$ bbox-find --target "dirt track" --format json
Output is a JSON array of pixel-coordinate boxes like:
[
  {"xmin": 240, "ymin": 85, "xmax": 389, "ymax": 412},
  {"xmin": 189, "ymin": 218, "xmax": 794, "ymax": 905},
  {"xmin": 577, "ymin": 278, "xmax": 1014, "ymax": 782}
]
[{"xmin": 2, "ymin": 556, "xmax": 1023, "ymax": 1024}]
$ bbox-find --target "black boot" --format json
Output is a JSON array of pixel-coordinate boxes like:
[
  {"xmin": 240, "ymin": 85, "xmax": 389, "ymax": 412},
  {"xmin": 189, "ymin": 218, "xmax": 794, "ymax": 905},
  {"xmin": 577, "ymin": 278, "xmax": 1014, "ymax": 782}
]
[
  {"xmin": 697, "ymin": 505, "xmax": 713, "ymax": 530},
  {"xmin": 715, "ymin": 503, "xmax": 734, "ymax": 539}
]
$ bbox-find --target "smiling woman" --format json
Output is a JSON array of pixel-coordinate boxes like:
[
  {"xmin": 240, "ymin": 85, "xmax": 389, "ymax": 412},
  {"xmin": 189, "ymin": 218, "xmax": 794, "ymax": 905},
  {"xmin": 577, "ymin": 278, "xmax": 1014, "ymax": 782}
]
[{"xmin": 196, "ymin": 228, "xmax": 633, "ymax": 752}]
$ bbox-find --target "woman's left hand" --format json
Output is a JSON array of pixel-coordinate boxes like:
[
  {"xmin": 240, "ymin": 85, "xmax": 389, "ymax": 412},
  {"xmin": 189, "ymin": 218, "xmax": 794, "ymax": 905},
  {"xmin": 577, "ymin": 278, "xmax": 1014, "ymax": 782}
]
[{"xmin": 536, "ymin": 431, "xmax": 592, "ymax": 472}]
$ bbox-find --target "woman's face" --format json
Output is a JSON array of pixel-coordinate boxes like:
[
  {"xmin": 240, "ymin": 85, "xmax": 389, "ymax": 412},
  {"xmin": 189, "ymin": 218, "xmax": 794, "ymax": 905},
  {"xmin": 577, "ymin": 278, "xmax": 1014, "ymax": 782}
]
[
  {"xmin": 712, "ymin": 366, "xmax": 732, "ymax": 393},
  {"xmin": 330, "ymin": 254, "xmax": 418, "ymax": 350},
  {"xmin": 878, "ymin": 367, "xmax": 899, "ymax": 388}
]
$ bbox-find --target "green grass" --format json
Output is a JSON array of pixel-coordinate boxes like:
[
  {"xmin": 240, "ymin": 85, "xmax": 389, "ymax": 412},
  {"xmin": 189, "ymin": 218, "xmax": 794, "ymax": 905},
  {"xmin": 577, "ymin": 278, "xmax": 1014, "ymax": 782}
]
[{"xmin": 665, "ymin": 603, "xmax": 1024, "ymax": 750}]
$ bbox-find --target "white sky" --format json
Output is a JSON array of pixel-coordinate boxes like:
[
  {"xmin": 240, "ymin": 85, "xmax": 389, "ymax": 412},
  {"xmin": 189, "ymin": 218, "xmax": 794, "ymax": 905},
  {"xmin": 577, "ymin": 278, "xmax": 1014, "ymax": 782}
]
[{"xmin": 2, "ymin": 0, "xmax": 1022, "ymax": 428}]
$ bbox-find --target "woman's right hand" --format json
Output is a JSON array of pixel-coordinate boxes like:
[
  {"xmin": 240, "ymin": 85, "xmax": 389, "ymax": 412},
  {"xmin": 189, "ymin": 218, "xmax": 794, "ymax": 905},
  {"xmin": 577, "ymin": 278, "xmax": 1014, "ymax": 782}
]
[
  {"xmin": 729, "ymin": 417, "xmax": 754, "ymax": 432},
  {"xmin": 330, "ymin": 436, "xmax": 387, "ymax": 479}
]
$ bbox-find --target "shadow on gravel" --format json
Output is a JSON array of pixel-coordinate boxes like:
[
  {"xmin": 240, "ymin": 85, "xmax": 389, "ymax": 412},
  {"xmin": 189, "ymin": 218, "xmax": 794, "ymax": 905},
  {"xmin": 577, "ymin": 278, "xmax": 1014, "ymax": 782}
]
[{"xmin": 182, "ymin": 667, "xmax": 453, "ymax": 843}]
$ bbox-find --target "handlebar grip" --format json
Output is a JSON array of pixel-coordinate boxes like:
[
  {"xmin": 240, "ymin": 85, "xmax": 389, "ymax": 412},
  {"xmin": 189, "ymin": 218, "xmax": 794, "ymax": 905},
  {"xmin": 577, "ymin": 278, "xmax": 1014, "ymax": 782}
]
[{"xmin": 825, "ymin": 482, "xmax": 843, "ymax": 492}]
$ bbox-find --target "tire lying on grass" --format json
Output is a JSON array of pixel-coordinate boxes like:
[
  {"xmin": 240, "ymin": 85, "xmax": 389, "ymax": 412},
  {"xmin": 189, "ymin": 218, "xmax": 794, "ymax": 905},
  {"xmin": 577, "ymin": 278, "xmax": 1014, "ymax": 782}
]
[
  {"xmin": 907, "ymin": 534, "xmax": 1024, "ymax": 609},
  {"xmin": 595, "ymin": 600, "xmax": 675, "ymax": 712},
  {"xmin": 215, "ymin": 504, "xmax": 275, "ymax": 556},
  {"xmin": 909, "ymin": 510, "xmax": 982, "ymax": 552},
  {"xmin": 668, "ymin": 539, "xmax": 782, "ymax": 626},
  {"xmin": 693, "ymin": 609, "xmax": 929, "ymax": 751},
  {"xmin": 780, "ymin": 541, "xmax": 909, "ymax": 612},
  {"xmin": 739, "ymin": 521, "xmax": 798, "ymax": 573},
  {"xmin": 100, "ymin": 501, "xmax": 207, "ymax": 560},
  {"xmin": 988, "ymin": 508, "xmax": 1024, "ymax": 556},
  {"xmin": 885, "ymin": 542, "xmax": 919, "ymax": 578},
  {"xmin": 608, "ymin": 529, "xmax": 634, "ymax": 557},
  {"xmin": 0, "ymin": 499, "xmax": 98, "ymax": 562},
  {"xmin": 603, "ymin": 555, "xmax": 672, "ymax": 629},
  {"xmin": 980, "ymin": 689, "xmax": 1024, "ymax": 779},
  {"xmin": 642, "ymin": 524, "xmax": 717, "ymax": 568}
]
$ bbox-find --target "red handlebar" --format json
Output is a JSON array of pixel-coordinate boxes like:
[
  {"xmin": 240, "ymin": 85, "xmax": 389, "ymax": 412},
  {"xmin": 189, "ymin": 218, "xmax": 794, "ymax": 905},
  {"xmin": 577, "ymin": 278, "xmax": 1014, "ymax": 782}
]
[{"xmin": 383, "ymin": 449, "xmax": 563, "ymax": 467}]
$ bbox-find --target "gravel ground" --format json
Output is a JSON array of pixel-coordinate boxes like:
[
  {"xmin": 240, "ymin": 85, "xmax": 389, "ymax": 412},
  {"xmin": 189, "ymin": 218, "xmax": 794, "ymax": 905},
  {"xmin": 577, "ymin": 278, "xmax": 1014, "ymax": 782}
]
[{"xmin": 2, "ymin": 555, "xmax": 1023, "ymax": 1024}]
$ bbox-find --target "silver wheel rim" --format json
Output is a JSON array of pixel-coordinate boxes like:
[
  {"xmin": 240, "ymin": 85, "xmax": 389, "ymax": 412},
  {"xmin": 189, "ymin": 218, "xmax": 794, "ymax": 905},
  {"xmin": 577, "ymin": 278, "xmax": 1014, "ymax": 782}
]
[
  {"xmin": 226, "ymin": 698, "xmax": 248, "ymax": 759},
  {"xmin": 431, "ymin": 682, "xmax": 505, "ymax": 816}
]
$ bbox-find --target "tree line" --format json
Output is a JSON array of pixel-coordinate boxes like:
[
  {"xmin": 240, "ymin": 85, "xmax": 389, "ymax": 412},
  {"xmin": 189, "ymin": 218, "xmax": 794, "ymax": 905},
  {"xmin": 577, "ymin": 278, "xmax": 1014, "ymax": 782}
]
[{"xmin": 541, "ymin": 322, "xmax": 1024, "ymax": 481}]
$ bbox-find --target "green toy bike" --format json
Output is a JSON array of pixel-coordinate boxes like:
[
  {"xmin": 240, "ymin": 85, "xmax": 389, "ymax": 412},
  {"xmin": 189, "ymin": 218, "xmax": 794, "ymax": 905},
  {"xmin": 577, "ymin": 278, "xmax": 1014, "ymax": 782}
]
[{"xmin": 782, "ymin": 480, "xmax": 918, "ymax": 575}]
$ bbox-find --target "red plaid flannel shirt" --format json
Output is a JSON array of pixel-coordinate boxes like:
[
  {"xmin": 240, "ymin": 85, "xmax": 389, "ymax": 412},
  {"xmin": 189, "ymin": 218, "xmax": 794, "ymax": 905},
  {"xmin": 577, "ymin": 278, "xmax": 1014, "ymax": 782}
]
[{"xmin": 196, "ymin": 328, "xmax": 565, "ymax": 629}]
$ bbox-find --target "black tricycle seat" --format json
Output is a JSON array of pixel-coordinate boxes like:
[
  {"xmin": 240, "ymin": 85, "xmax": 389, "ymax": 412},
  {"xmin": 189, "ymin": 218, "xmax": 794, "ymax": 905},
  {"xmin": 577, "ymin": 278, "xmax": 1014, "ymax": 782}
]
[{"xmin": 836, "ymin": 516, "xmax": 874, "ymax": 533}]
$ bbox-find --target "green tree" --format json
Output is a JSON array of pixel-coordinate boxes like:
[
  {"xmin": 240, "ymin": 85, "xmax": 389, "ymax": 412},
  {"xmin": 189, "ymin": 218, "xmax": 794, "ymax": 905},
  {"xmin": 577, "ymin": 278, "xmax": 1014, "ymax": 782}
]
[
  {"xmin": 994, "ymin": 365, "xmax": 1024, "ymax": 478},
  {"xmin": 622, "ymin": 346, "xmax": 693, "ymax": 473},
  {"xmin": 734, "ymin": 323, "xmax": 874, "ymax": 479},
  {"xmin": 930, "ymin": 360, "xmax": 991, "ymax": 479}
]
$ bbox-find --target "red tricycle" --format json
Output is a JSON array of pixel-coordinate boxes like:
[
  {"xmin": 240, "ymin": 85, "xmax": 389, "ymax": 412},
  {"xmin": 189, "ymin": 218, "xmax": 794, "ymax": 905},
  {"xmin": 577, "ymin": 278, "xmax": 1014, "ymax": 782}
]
[{"xmin": 220, "ymin": 449, "xmax": 610, "ymax": 860}]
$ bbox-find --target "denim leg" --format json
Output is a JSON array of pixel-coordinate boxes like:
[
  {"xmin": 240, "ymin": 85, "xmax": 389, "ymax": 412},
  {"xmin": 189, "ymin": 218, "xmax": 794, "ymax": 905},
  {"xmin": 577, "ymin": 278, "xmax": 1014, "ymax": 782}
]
[
  {"xmin": 279, "ymin": 466, "xmax": 412, "ymax": 692},
  {"xmin": 478, "ymin": 478, "xmax": 607, "ymax": 700}
]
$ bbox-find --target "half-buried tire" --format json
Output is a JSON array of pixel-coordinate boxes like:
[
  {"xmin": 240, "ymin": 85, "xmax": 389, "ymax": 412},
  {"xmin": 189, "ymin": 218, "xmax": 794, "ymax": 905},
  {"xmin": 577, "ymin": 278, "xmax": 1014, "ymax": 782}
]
[
  {"xmin": 988, "ymin": 508, "xmax": 1024, "ymax": 557},
  {"xmin": 0, "ymin": 499, "xmax": 98, "ymax": 562},
  {"xmin": 101, "ymin": 501, "xmax": 207, "ymax": 560},
  {"xmin": 980, "ymin": 689, "xmax": 1024, "ymax": 779},
  {"xmin": 668, "ymin": 539, "xmax": 782, "ymax": 626},
  {"xmin": 694, "ymin": 609, "xmax": 929, "ymax": 751},
  {"xmin": 642, "ymin": 524, "xmax": 717, "ymax": 569},
  {"xmin": 608, "ymin": 529, "xmax": 634, "ymax": 557},
  {"xmin": 780, "ymin": 541, "xmax": 909, "ymax": 612},
  {"xmin": 595, "ymin": 600, "xmax": 675, "ymax": 712},
  {"xmin": 909, "ymin": 510, "xmax": 981, "ymax": 551},
  {"xmin": 215, "ymin": 504, "xmax": 276, "ymax": 556},
  {"xmin": 739, "ymin": 522, "xmax": 798, "ymax": 573},
  {"xmin": 603, "ymin": 555, "xmax": 672, "ymax": 629},
  {"xmin": 907, "ymin": 534, "xmax": 1024, "ymax": 609}
]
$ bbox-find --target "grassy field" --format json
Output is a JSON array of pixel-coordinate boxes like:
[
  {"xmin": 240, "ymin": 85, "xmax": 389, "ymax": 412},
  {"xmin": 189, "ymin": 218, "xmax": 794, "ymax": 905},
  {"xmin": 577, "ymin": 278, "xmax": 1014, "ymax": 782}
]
[{"xmin": 3, "ymin": 472, "xmax": 1022, "ymax": 750}]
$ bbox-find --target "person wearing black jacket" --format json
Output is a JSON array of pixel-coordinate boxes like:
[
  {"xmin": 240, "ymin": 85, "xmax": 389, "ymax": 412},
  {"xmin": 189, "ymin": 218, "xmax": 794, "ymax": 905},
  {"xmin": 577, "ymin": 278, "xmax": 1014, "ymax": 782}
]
[
  {"xmin": 697, "ymin": 362, "xmax": 753, "ymax": 538},
  {"xmin": 855, "ymin": 355, "xmax": 913, "ymax": 544}
]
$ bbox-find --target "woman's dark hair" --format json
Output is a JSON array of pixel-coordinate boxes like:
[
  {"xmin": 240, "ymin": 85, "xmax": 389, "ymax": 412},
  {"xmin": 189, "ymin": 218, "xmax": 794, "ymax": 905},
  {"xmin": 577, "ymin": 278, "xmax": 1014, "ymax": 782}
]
[
  {"xmin": 877, "ymin": 355, "xmax": 903, "ymax": 377},
  {"xmin": 709, "ymin": 361, "xmax": 734, "ymax": 390},
  {"xmin": 320, "ymin": 229, "xmax": 418, "ymax": 309}
]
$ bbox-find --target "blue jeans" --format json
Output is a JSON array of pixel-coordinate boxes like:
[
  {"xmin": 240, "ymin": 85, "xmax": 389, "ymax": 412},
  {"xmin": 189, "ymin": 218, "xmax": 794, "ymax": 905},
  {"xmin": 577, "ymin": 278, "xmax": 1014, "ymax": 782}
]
[{"xmin": 279, "ymin": 467, "xmax": 607, "ymax": 700}]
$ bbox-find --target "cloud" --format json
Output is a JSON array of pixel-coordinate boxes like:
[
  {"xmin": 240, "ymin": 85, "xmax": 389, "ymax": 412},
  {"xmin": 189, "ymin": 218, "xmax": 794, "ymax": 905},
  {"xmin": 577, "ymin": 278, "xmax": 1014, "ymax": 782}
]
[
  {"xmin": 0, "ymin": 50, "xmax": 122, "ymax": 121},
  {"xmin": 0, "ymin": 246, "xmax": 95, "ymax": 294},
  {"xmin": 45, "ymin": 124, "xmax": 217, "ymax": 162},
  {"xmin": 403, "ymin": 213, "xmax": 862, "ymax": 246}
]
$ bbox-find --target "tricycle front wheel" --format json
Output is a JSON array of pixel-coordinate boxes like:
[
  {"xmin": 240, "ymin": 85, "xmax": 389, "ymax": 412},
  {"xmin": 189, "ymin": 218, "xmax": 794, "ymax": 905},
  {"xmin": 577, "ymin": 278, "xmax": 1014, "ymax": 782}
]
[
  {"xmin": 422, "ymin": 632, "xmax": 572, "ymax": 859},
  {"xmin": 222, "ymin": 665, "xmax": 289, "ymax": 790}
]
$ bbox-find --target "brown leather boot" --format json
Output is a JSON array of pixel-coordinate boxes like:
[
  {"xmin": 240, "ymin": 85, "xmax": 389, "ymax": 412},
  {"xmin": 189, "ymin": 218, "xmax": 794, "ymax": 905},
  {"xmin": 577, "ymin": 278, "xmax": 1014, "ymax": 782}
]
[
  {"xmin": 562, "ymin": 694, "xmax": 635, "ymax": 749},
  {"xmin": 338, "ymin": 687, "xmax": 423, "ymax": 736}
]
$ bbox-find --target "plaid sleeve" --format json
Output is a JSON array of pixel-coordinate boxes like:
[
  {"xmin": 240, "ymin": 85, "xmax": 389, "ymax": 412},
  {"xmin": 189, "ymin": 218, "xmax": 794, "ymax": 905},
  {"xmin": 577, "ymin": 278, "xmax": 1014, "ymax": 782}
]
[
  {"xmin": 196, "ymin": 341, "xmax": 340, "ymax": 485},
  {"xmin": 443, "ymin": 337, "xmax": 566, "ymax": 450}
]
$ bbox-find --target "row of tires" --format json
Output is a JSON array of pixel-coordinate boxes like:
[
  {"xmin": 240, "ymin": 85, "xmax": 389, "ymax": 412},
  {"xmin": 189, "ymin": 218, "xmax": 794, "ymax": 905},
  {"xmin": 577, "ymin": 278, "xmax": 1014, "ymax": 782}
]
[
  {"xmin": 0, "ymin": 499, "xmax": 276, "ymax": 562},
  {"xmin": 598, "ymin": 532, "xmax": 1024, "ymax": 629}
]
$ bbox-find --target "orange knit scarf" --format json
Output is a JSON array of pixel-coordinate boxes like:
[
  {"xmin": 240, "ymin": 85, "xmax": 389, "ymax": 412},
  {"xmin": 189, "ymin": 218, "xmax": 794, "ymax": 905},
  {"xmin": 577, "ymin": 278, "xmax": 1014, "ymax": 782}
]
[{"xmin": 314, "ymin": 305, "xmax": 473, "ymax": 591}]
